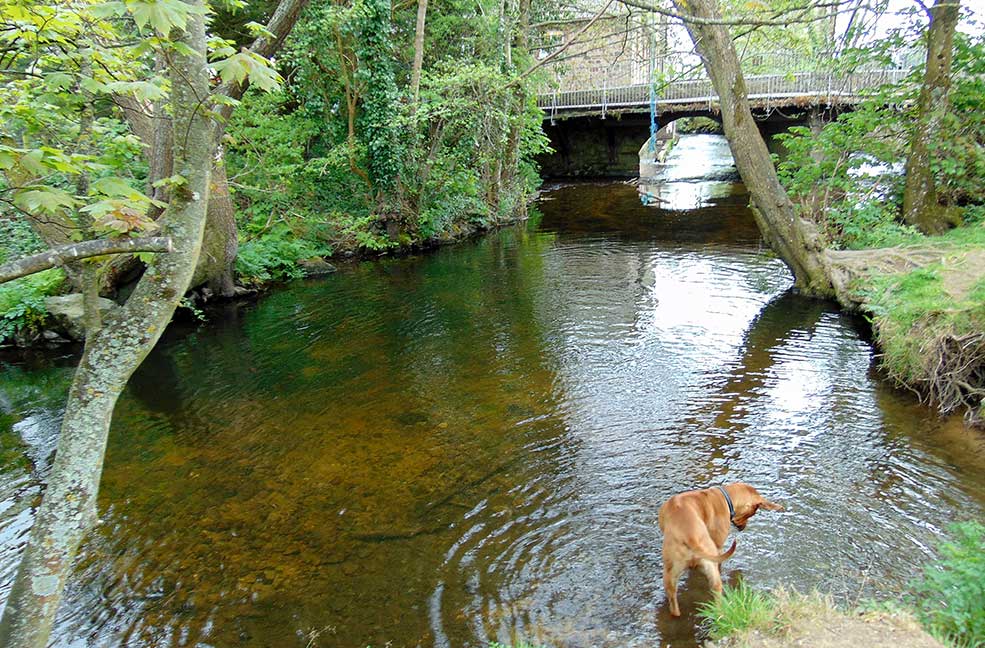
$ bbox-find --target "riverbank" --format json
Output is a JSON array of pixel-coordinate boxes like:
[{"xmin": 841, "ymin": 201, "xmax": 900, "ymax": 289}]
[
  {"xmin": 701, "ymin": 521, "xmax": 983, "ymax": 648},
  {"xmin": 826, "ymin": 227, "xmax": 985, "ymax": 426},
  {"xmin": 0, "ymin": 202, "xmax": 534, "ymax": 348},
  {"xmin": 704, "ymin": 590, "xmax": 943, "ymax": 648}
]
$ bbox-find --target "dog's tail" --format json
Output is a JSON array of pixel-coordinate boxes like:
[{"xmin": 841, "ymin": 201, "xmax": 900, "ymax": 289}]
[{"xmin": 690, "ymin": 539, "xmax": 737, "ymax": 563}]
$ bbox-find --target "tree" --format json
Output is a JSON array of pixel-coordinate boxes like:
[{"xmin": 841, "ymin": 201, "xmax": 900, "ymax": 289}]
[
  {"xmin": 410, "ymin": 0, "xmax": 428, "ymax": 104},
  {"xmin": 902, "ymin": 0, "xmax": 962, "ymax": 235},
  {"xmin": 667, "ymin": 0, "xmax": 834, "ymax": 295},
  {"xmin": 114, "ymin": 0, "xmax": 308, "ymax": 297},
  {"xmin": 0, "ymin": 0, "xmax": 301, "ymax": 643},
  {"xmin": 0, "ymin": 1, "xmax": 213, "ymax": 643}
]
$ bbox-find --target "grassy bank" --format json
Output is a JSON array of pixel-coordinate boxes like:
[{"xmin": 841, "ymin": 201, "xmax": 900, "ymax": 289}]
[
  {"xmin": 826, "ymin": 225, "xmax": 985, "ymax": 425},
  {"xmin": 699, "ymin": 522, "xmax": 985, "ymax": 648}
]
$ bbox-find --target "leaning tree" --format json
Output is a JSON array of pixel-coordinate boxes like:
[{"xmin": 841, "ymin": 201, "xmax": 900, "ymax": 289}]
[{"xmin": 0, "ymin": 0, "xmax": 303, "ymax": 644}]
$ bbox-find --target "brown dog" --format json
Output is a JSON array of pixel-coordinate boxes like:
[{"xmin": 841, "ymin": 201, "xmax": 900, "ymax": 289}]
[{"xmin": 658, "ymin": 482, "xmax": 784, "ymax": 617}]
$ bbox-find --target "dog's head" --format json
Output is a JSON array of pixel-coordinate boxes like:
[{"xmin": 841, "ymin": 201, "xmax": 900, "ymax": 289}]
[{"xmin": 728, "ymin": 483, "xmax": 784, "ymax": 530}]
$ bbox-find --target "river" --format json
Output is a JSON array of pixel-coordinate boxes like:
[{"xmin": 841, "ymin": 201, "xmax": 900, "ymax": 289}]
[{"xmin": 1, "ymin": 134, "xmax": 984, "ymax": 647}]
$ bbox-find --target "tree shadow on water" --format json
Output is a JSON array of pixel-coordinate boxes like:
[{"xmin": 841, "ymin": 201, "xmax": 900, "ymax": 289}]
[{"xmin": 682, "ymin": 288, "xmax": 831, "ymax": 478}]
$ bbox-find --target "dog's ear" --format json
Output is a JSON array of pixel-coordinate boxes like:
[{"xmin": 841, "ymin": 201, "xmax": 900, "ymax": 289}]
[{"xmin": 759, "ymin": 499, "xmax": 784, "ymax": 512}]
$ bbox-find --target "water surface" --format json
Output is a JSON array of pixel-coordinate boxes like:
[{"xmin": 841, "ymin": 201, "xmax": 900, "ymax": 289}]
[{"xmin": 1, "ymin": 135, "xmax": 984, "ymax": 647}]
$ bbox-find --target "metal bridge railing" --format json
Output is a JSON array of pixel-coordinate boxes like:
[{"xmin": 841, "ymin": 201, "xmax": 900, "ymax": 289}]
[{"xmin": 538, "ymin": 69, "xmax": 908, "ymax": 113}]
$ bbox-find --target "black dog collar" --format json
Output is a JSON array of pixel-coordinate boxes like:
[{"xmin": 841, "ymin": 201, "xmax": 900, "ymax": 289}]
[{"xmin": 717, "ymin": 485, "xmax": 737, "ymax": 528}]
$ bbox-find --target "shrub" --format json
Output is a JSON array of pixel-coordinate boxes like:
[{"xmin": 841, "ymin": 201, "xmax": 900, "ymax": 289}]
[
  {"xmin": 0, "ymin": 269, "xmax": 66, "ymax": 344},
  {"xmin": 911, "ymin": 521, "xmax": 985, "ymax": 646},
  {"xmin": 235, "ymin": 225, "xmax": 332, "ymax": 286}
]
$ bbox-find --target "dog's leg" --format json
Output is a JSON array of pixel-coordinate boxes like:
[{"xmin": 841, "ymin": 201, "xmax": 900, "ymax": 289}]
[
  {"xmin": 698, "ymin": 559, "xmax": 723, "ymax": 597},
  {"xmin": 663, "ymin": 559, "xmax": 685, "ymax": 617}
]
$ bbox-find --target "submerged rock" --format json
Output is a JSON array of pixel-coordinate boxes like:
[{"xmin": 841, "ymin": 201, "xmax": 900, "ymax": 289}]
[{"xmin": 44, "ymin": 293, "xmax": 119, "ymax": 340}]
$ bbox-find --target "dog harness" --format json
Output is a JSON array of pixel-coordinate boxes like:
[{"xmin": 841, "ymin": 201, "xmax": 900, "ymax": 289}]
[{"xmin": 717, "ymin": 485, "xmax": 737, "ymax": 528}]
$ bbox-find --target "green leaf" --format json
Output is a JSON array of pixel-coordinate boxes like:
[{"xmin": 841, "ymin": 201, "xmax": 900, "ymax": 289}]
[
  {"xmin": 126, "ymin": 0, "xmax": 205, "ymax": 36},
  {"xmin": 80, "ymin": 77, "xmax": 106, "ymax": 94},
  {"xmin": 243, "ymin": 21, "xmax": 274, "ymax": 39},
  {"xmin": 104, "ymin": 80, "xmax": 166, "ymax": 101},
  {"xmin": 18, "ymin": 150, "xmax": 46, "ymax": 176},
  {"xmin": 45, "ymin": 72, "xmax": 74, "ymax": 90},
  {"xmin": 14, "ymin": 188, "xmax": 78, "ymax": 214},
  {"xmin": 91, "ymin": 176, "xmax": 141, "ymax": 198},
  {"xmin": 210, "ymin": 52, "xmax": 251, "ymax": 85},
  {"xmin": 92, "ymin": 1, "xmax": 127, "ymax": 17}
]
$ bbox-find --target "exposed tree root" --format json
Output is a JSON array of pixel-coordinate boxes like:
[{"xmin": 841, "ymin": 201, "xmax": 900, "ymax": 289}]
[
  {"xmin": 882, "ymin": 325, "xmax": 985, "ymax": 426},
  {"xmin": 825, "ymin": 246, "xmax": 985, "ymax": 427}
]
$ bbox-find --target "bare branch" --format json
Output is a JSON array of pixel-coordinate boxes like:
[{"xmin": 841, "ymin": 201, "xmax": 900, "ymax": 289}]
[
  {"xmin": 509, "ymin": 0, "xmax": 616, "ymax": 86},
  {"xmin": 0, "ymin": 237, "xmax": 173, "ymax": 285}
]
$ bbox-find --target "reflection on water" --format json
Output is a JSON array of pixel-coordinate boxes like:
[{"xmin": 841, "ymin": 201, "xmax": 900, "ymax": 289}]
[
  {"xmin": 1, "ymin": 135, "xmax": 984, "ymax": 647},
  {"xmin": 639, "ymin": 135, "xmax": 742, "ymax": 210}
]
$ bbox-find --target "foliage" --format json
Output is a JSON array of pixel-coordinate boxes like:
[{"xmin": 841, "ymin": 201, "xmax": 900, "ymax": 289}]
[
  {"xmin": 697, "ymin": 580, "xmax": 783, "ymax": 640},
  {"xmin": 349, "ymin": 0, "xmax": 403, "ymax": 192},
  {"xmin": 0, "ymin": 269, "xmax": 65, "ymax": 343},
  {"xmin": 236, "ymin": 224, "xmax": 332, "ymax": 286},
  {"xmin": 911, "ymin": 521, "xmax": 985, "ymax": 647},
  {"xmin": 776, "ymin": 25, "xmax": 985, "ymax": 248},
  {"xmin": 223, "ymin": 0, "xmax": 548, "ymax": 282}
]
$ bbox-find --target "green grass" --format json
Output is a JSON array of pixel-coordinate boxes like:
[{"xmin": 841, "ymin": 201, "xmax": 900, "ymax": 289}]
[
  {"xmin": 699, "ymin": 524, "xmax": 985, "ymax": 648},
  {"xmin": 697, "ymin": 580, "xmax": 785, "ymax": 640}
]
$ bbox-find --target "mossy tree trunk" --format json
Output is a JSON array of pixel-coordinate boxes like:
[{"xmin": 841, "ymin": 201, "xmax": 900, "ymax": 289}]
[
  {"xmin": 193, "ymin": 155, "xmax": 238, "ymax": 296},
  {"xmin": 902, "ymin": 0, "xmax": 961, "ymax": 235},
  {"xmin": 0, "ymin": 5, "xmax": 213, "ymax": 645},
  {"xmin": 670, "ymin": 0, "xmax": 834, "ymax": 296}
]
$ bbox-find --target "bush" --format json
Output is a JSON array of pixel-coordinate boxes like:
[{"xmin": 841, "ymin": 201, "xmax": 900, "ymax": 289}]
[
  {"xmin": 0, "ymin": 269, "xmax": 65, "ymax": 344},
  {"xmin": 235, "ymin": 224, "xmax": 333, "ymax": 287},
  {"xmin": 911, "ymin": 521, "xmax": 985, "ymax": 646}
]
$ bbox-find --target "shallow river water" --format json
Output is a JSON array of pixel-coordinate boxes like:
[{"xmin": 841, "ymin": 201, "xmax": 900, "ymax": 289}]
[{"xmin": 1, "ymin": 135, "xmax": 985, "ymax": 648}]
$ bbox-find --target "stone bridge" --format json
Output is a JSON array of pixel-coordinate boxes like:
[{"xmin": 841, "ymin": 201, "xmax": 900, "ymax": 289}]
[{"xmin": 536, "ymin": 68, "xmax": 906, "ymax": 177}]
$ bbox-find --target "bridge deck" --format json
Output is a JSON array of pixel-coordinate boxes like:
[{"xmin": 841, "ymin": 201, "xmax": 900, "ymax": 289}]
[{"xmin": 537, "ymin": 69, "xmax": 907, "ymax": 117}]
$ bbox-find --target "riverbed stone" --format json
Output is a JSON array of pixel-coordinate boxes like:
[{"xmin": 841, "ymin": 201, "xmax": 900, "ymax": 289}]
[
  {"xmin": 44, "ymin": 293, "xmax": 119, "ymax": 340},
  {"xmin": 299, "ymin": 257, "xmax": 337, "ymax": 277}
]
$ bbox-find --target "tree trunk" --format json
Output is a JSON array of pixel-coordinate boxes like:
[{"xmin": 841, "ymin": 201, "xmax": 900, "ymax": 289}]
[
  {"xmin": 410, "ymin": 0, "xmax": 428, "ymax": 104},
  {"xmin": 902, "ymin": 0, "xmax": 961, "ymax": 235},
  {"xmin": 498, "ymin": 0, "xmax": 530, "ymax": 214},
  {"xmin": 192, "ymin": 154, "xmax": 238, "ymax": 296},
  {"xmin": 112, "ymin": 0, "xmax": 308, "ymax": 295},
  {"xmin": 671, "ymin": 0, "xmax": 833, "ymax": 296},
  {"xmin": 0, "ymin": 5, "xmax": 213, "ymax": 645}
]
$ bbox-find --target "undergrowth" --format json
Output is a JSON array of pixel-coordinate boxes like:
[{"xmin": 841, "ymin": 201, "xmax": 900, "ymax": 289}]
[
  {"xmin": 0, "ymin": 269, "xmax": 66, "ymax": 344},
  {"xmin": 911, "ymin": 521, "xmax": 985, "ymax": 647}
]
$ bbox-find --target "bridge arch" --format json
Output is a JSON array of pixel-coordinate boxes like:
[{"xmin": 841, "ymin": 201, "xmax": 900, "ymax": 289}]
[{"xmin": 538, "ymin": 107, "xmax": 802, "ymax": 179}]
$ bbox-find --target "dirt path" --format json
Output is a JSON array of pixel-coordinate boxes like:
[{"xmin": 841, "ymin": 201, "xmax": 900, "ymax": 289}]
[{"xmin": 712, "ymin": 607, "xmax": 945, "ymax": 648}]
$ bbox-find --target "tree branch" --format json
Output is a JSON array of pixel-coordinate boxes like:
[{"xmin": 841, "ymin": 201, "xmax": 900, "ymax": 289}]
[
  {"xmin": 0, "ymin": 237, "xmax": 173, "ymax": 285},
  {"xmin": 213, "ymin": 0, "xmax": 310, "ymax": 133},
  {"xmin": 509, "ymin": 0, "xmax": 616, "ymax": 87}
]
